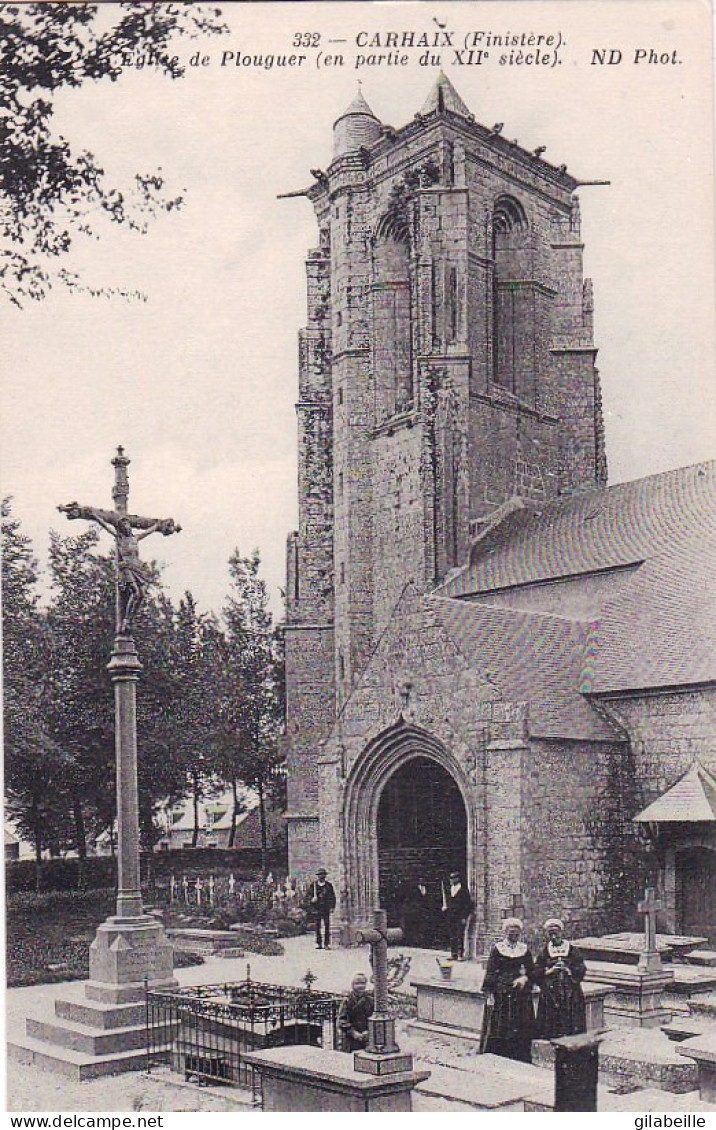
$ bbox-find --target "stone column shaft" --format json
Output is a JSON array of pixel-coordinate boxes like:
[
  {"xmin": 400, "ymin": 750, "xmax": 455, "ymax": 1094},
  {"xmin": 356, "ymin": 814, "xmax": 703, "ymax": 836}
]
[{"xmin": 108, "ymin": 635, "xmax": 143, "ymax": 919}]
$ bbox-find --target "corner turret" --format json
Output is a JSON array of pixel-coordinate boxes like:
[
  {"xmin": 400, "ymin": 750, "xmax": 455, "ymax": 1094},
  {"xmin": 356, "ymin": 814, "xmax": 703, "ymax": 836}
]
[{"xmin": 333, "ymin": 87, "xmax": 382, "ymax": 157}]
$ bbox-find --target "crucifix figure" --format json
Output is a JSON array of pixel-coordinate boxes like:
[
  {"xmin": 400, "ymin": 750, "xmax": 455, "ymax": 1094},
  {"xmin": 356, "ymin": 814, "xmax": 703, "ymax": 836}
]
[
  {"xmin": 353, "ymin": 908, "xmax": 414, "ymax": 1075},
  {"xmin": 58, "ymin": 446, "xmax": 181, "ymax": 635},
  {"xmin": 637, "ymin": 886, "xmax": 664, "ymax": 972}
]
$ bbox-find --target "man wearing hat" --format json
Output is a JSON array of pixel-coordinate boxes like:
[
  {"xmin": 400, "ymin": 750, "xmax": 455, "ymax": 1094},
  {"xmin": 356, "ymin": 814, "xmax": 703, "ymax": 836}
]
[
  {"xmin": 310, "ymin": 867, "xmax": 337, "ymax": 949},
  {"xmin": 443, "ymin": 869, "xmax": 474, "ymax": 960}
]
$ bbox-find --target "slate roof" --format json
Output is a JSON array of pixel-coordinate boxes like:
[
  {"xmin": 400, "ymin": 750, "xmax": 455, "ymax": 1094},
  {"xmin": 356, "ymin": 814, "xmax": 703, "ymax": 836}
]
[
  {"xmin": 634, "ymin": 762, "xmax": 716, "ymax": 823},
  {"xmin": 584, "ymin": 531, "xmax": 716, "ymax": 693},
  {"xmin": 431, "ymin": 597, "xmax": 618, "ymax": 741},
  {"xmin": 443, "ymin": 462, "xmax": 716, "ymax": 596},
  {"xmin": 441, "ymin": 461, "xmax": 716, "ymax": 695}
]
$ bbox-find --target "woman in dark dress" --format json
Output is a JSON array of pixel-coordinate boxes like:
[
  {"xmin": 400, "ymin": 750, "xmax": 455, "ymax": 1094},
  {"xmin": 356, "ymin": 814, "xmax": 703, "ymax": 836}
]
[
  {"xmin": 534, "ymin": 918, "xmax": 587, "ymax": 1039},
  {"xmin": 480, "ymin": 918, "xmax": 536, "ymax": 1063}
]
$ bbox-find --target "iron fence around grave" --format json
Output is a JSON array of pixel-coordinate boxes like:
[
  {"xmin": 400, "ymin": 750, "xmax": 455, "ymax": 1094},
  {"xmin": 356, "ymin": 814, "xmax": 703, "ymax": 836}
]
[{"xmin": 145, "ymin": 980, "xmax": 342, "ymax": 1100}]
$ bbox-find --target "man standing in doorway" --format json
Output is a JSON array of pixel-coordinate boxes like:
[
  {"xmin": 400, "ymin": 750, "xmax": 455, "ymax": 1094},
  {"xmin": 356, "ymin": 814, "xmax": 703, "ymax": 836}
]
[
  {"xmin": 444, "ymin": 870, "xmax": 474, "ymax": 960},
  {"xmin": 310, "ymin": 867, "xmax": 336, "ymax": 949}
]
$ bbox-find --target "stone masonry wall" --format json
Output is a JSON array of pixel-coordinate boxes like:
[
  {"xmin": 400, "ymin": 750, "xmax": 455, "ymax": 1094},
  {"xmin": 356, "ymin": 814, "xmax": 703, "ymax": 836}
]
[
  {"xmin": 520, "ymin": 738, "xmax": 628, "ymax": 942},
  {"xmin": 285, "ymin": 624, "xmax": 335, "ymax": 875},
  {"xmin": 603, "ymin": 688, "xmax": 716, "ymax": 802}
]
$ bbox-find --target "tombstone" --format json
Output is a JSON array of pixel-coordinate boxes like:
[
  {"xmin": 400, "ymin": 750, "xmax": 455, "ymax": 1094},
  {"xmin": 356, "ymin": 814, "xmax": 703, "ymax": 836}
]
[
  {"xmin": 195, "ymin": 876, "xmax": 203, "ymax": 906},
  {"xmin": 581, "ymin": 887, "xmax": 674, "ymax": 1028},
  {"xmin": 552, "ymin": 1032, "xmax": 604, "ymax": 1111},
  {"xmin": 637, "ymin": 887, "xmax": 664, "ymax": 973},
  {"xmin": 228, "ymin": 873, "xmax": 236, "ymax": 897}
]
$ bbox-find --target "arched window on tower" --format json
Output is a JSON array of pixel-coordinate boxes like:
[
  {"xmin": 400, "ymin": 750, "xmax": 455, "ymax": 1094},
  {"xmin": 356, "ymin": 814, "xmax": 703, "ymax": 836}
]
[
  {"xmin": 492, "ymin": 196, "xmax": 535, "ymax": 402},
  {"xmin": 372, "ymin": 212, "xmax": 413, "ymax": 423}
]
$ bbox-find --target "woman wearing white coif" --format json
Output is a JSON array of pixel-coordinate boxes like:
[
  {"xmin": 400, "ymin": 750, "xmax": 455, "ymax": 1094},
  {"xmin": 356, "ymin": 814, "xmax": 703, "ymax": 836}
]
[
  {"xmin": 480, "ymin": 917, "xmax": 535, "ymax": 1062},
  {"xmin": 533, "ymin": 918, "xmax": 587, "ymax": 1039}
]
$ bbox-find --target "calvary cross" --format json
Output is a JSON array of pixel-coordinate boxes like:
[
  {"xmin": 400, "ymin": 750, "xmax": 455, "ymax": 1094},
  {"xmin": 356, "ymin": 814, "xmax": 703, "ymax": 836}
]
[{"xmin": 58, "ymin": 446, "xmax": 181, "ymax": 635}]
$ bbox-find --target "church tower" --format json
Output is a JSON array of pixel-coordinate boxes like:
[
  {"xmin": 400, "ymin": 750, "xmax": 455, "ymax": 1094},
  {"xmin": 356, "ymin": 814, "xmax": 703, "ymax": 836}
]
[{"xmin": 284, "ymin": 76, "xmax": 606, "ymax": 875}]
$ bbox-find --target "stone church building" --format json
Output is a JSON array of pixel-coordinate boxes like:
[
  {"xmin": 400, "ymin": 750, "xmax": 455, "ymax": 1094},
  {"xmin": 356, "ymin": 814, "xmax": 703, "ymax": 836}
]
[{"xmin": 282, "ymin": 76, "xmax": 716, "ymax": 948}]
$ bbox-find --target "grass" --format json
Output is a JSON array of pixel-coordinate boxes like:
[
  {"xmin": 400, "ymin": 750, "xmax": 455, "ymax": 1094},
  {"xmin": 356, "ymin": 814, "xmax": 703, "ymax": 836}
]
[
  {"xmin": 5, "ymin": 889, "xmax": 287, "ymax": 987},
  {"xmin": 6, "ymin": 889, "xmax": 116, "ymax": 987}
]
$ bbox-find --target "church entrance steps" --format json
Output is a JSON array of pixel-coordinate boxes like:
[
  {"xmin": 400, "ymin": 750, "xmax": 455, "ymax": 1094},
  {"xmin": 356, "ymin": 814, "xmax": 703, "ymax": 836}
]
[{"xmin": 533, "ymin": 1029, "xmax": 699, "ymax": 1094}]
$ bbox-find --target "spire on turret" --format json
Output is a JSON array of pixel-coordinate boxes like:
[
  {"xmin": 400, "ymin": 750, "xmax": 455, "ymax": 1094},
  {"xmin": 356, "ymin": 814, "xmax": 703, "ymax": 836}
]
[
  {"xmin": 420, "ymin": 72, "xmax": 473, "ymax": 120},
  {"xmin": 333, "ymin": 84, "xmax": 382, "ymax": 157}
]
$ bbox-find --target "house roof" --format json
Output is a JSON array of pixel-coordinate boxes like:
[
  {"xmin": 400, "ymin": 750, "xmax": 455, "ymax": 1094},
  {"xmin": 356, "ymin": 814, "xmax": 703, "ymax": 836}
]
[
  {"xmin": 634, "ymin": 762, "xmax": 716, "ymax": 823},
  {"xmin": 431, "ymin": 597, "xmax": 618, "ymax": 741}
]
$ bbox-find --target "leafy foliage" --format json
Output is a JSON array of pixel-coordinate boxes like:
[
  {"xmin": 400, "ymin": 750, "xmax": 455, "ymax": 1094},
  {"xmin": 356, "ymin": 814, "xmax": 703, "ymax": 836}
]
[
  {"xmin": 217, "ymin": 550, "xmax": 285, "ymax": 867},
  {"xmin": 1, "ymin": 2, "xmax": 226, "ymax": 304},
  {"xmin": 3, "ymin": 504, "xmax": 287, "ymax": 870}
]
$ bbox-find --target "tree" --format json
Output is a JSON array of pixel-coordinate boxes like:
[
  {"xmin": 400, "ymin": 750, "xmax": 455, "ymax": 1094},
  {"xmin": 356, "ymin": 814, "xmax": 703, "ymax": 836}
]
[
  {"xmin": 45, "ymin": 528, "xmax": 117, "ymax": 860},
  {"xmin": 165, "ymin": 592, "xmax": 223, "ymax": 848},
  {"xmin": 44, "ymin": 528, "xmax": 190, "ymax": 858},
  {"xmin": 1, "ymin": 2, "xmax": 226, "ymax": 305},
  {"xmin": 2, "ymin": 498, "xmax": 67, "ymax": 876},
  {"xmin": 219, "ymin": 549, "xmax": 284, "ymax": 871}
]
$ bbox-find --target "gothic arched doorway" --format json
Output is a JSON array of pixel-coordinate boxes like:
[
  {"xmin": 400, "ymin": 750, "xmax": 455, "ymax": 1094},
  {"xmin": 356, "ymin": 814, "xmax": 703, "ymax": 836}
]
[
  {"xmin": 377, "ymin": 755, "xmax": 467, "ymax": 947},
  {"xmin": 676, "ymin": 846, "xmax": 716, "ymax": 945}
]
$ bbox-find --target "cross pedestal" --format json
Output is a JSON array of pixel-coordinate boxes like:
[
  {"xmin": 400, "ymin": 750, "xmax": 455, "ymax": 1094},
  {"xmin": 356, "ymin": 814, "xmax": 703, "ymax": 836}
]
[
  {"xmin": 353, "ymin": 909, "xmax": 414, "ymax": 1076},
  {"xmin": 637, "ymin": 887, "xmax": 664, "ymax": 974},
  {"xmin": 244, "ymin": 907, "xmax": 430, "ymax": 1110},
  {"xmin": 86, "ymin": 633, "xmax": 175, "ymax": 1004}
]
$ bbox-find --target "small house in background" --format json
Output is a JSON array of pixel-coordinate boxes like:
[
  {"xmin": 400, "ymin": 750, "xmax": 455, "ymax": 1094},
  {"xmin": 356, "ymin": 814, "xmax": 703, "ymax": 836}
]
[
  {"xmin": 156, "ymin": 788, "xmax": 284, "ymax": 852},
  {"xmin": 4, "ymin": 828, "xmax": 19, "ymax": 862}
]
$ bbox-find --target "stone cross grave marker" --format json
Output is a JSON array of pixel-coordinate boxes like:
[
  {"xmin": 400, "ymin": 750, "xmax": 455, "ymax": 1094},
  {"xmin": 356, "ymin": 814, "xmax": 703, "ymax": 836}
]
[
  {"xmin": 637, "ymin": 886, "xmax": 664, "ymax": 972},
  {"xmin": 354, "ymin": 908, "xmax": 414, "ymax": 1076}
]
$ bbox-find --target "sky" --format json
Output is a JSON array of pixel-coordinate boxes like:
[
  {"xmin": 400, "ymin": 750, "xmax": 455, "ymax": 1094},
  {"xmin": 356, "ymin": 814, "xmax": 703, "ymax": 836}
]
[{"xmin": 3, "ymin": 0, "xmax": 715, "ymax": 619}]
